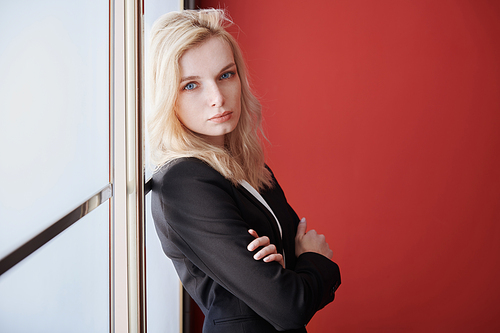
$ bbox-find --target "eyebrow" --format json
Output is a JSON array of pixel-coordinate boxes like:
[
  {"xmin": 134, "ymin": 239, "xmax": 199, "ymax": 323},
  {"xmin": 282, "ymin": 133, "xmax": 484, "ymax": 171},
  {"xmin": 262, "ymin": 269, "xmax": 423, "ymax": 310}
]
[{"xmin": 180, "ymin": 63, "xmax": 236, "ymax": 83}]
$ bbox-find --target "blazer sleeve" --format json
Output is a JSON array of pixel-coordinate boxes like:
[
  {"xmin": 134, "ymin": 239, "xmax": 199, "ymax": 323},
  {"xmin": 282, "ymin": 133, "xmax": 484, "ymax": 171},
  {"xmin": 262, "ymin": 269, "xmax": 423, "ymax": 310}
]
[{"xmin": 153, "ymin": 159, "xmax": 340, "ymax": 331}]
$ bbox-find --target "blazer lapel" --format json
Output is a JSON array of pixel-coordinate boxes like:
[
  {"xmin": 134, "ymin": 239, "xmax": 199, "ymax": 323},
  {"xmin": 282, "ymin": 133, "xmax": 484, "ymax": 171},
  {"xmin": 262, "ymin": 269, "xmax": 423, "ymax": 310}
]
[{"xmin": 236, "ymin": 184, "xmax": 284, "ymax": 255}]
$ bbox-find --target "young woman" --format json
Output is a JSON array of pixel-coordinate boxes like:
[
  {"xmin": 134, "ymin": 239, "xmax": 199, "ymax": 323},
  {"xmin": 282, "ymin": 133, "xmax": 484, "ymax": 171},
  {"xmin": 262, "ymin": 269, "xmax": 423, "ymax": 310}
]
[{"xmin": 148, "ymin": 9, "xmax": 341, "ymax": 333}]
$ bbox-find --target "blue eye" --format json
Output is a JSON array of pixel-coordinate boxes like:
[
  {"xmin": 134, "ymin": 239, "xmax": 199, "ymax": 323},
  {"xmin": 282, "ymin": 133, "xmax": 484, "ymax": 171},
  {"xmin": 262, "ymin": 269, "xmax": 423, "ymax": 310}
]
[
  {"xmin": 220, "ymin": 72, "xmax": 234, "ymax": 80},
  {"xmin": 184, "ymin": 82, "xmax": 197, "ymax": 90}
]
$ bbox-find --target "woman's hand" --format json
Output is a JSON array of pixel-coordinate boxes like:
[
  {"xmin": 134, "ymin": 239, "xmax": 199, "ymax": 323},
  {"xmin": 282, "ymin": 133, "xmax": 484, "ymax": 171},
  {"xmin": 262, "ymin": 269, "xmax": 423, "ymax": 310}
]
[
  {"xmin": 295, "ymin": 218, "xmax": 333, "ymax": 259},
  {"xmin": 247, "ymin": 229, "xmax": 285, "ymax": 268}
]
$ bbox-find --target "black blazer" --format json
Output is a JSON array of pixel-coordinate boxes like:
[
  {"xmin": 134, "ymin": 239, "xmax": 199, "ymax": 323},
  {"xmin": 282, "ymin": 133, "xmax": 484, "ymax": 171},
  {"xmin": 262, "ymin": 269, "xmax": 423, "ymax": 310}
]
[{"xmin": 151, "ymin": 158, "xmax": 341, "ymax": 333}]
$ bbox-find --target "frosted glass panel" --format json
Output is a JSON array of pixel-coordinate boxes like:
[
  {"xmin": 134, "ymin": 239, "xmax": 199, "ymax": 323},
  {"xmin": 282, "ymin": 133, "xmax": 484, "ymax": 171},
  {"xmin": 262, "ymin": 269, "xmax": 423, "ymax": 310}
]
[
  {"xmin": 144, "ymin": 0, "xmax": 182, "ymax": 180},
  {"xmin": 0, "ymin": 203, "xmax": 109, "ymax": 333},
  {"xmin": 144, "ymin": 1, "xmax": 182, "ymax": 332},
  {"xmin": 0, "ymin": 1, "xmax": 109, "ymax": 258},
  {"xmin": 146, "ymin": 194, "xmax": 181, "ymax": 333}
]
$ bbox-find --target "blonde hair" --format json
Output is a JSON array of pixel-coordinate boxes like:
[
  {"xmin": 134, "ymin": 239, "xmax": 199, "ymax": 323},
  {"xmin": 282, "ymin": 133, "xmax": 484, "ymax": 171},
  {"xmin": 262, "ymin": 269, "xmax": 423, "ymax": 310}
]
[{"xmin": 148, "ymin": 9, "xmax": 272, "ymax": 191}]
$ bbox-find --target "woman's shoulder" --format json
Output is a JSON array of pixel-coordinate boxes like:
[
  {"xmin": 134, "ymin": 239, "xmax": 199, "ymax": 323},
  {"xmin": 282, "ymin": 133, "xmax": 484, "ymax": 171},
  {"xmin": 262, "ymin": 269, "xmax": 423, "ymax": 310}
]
[
  {"xmin": 151, "ymin": 157, "xmax": 237, "ymax": 209},
  {"xmin": 152, "ymin": 157, "xmax": 227, "ymax": 186}
]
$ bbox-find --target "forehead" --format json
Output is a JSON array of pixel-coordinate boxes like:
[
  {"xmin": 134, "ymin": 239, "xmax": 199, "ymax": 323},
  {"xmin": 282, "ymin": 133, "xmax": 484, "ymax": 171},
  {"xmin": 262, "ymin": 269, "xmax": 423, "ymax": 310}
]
[{"xmin": 179, "ymin": 37, "xmax": 235, "ymax": 76}]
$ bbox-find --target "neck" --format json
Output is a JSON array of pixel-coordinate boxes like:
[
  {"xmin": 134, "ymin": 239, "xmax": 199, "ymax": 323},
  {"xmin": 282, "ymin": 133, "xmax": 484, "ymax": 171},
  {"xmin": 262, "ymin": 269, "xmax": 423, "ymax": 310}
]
[{"xmin": 199, "ymin": 133, "xmax": 226, "ymax": 148}]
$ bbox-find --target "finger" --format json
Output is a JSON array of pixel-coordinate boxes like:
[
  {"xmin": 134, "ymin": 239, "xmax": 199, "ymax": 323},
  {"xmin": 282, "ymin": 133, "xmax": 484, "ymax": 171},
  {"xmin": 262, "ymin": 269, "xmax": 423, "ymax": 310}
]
[
  {"xmin": 296, "ymin": 217, "xmax": 307, "ymax": 238},
  {"xmin": 253, "ymin": 244, "xmax": 277, "ymax": 260},
  {"xmin": 248, "ymin": 229, "xmax": 259, "ymax": 238},
  {"xmin": 247, "ymin": 236, "xmax": 270, "ymax": 251},
  {"xmin": 265, "ymin": 254, "xmax": 284, "ymax": 268},
  {"xmin": 263, "ymin": 253, "xmax": 283, "ymax": 263},
  {"xmin": 305, "ymin": 229, "xmax": 318, "ymax": 237},
  {"xmin": 253, "ymin": 244, "xmax": 276, "ymax": 260}
]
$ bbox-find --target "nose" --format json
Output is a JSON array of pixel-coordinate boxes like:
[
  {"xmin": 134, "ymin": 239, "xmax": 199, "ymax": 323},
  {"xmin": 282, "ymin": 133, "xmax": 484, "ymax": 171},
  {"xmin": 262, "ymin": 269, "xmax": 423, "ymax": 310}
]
[{"xmin": 209, "ymin": 84, "xmax": 225, "ymax": 108}]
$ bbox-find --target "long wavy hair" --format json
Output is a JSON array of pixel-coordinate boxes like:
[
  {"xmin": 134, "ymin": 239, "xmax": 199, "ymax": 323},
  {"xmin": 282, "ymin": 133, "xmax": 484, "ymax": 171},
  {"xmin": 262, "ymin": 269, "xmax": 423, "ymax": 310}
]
[{"xmin": 148, "ymin": 9, "xmax": 272, "ymax": 191}]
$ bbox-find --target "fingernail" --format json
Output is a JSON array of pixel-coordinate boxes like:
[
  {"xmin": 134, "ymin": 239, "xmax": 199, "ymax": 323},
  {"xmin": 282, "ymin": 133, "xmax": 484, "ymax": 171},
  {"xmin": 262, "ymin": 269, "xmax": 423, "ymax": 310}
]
[{"xmin": 300, "ymin": 217, "xmax": 306, "ymax": 222}]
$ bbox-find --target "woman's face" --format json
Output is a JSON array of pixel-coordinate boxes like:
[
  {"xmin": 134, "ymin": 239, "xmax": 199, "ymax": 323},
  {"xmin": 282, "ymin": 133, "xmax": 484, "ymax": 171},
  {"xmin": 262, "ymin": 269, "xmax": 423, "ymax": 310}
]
[{"xmin": 176, "ymin": 37, "xmax": 241, "ymax": 146}]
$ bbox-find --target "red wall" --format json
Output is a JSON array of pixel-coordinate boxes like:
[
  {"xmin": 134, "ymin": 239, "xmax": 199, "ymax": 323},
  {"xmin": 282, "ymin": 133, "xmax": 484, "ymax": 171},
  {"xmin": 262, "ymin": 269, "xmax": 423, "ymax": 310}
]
[{"xmin": 200, "ymin": 1, "xmax": 500, "ymax": 331}]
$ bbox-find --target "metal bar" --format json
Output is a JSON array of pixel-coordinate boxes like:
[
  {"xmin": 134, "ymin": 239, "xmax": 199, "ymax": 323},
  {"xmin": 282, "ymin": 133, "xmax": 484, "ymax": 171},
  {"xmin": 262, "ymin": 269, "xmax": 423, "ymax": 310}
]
[
  {"xmin": 0, "ymin": 183, "xmax": 113, "ymax": 276},
  {"xmin": 109, "ymin": 0, "xmax": 116, "ymax": 332},
  {"xmin": 124, "ymin": 0, "xmax": 146, "ymax": 332},
  {"xmin": 184, "ymin": 0, "xmax": 197, "ymax": 10}
]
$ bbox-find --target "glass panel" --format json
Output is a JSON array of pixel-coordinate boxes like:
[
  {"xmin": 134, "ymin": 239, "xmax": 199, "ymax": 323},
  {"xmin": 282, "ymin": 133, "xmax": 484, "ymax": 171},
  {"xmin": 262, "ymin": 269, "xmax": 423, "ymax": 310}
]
[
  {"xmin": 0, "ymin": 0, "xmax": 109, "ymax": 258},
  {"xmin": 146, "ymin": 194, "xmax": 181, "ymax": 333},
  {"xmin": 0, "ymin": 203, "xmax": 109, "ymax": 333},
  {"xmin": 144, "ymin": 1, "xmax": 182, "ymax": 332},
  {"xmin": 144, "ymin": 0, "xmax": 182, "ymax": 181}
]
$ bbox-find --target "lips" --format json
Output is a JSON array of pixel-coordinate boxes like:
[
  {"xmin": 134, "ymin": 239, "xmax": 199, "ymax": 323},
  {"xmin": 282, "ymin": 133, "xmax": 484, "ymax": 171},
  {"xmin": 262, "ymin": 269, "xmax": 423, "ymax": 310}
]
[{"xmin": 209, "ymin": 111, "xmax": 233, "ymax": 123}]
